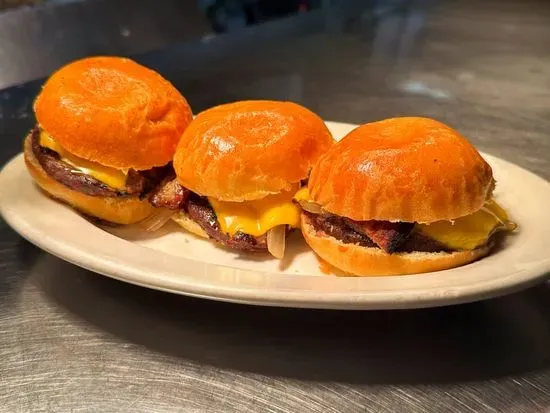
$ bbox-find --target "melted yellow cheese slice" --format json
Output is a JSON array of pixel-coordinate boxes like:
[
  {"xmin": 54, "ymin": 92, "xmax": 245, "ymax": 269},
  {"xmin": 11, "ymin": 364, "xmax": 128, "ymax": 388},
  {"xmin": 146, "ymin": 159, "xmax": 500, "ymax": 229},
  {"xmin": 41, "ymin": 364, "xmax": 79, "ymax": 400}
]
[
  {"xmin": 208, "ymin": 185, "xmax": 301, "ymax": 236},
  {"xmin": 293, "ymin": 187, "xmax": 311, "ymax": 203},
  {"xmin": 418, "ymin": 199, "xmax": 516, "ymax": 250},
  {"xmin": 39, "ymin": 130, "xmax": 128, "ymax": 190}
]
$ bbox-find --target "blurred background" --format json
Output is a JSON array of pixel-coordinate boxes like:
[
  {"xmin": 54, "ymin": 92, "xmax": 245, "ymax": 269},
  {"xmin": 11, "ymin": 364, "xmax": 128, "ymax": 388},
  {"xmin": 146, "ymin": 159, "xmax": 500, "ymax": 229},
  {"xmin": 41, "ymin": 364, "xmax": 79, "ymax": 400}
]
[{"xmin": 0, "ymin": 0, "xmax": 548, "ymax": 177}]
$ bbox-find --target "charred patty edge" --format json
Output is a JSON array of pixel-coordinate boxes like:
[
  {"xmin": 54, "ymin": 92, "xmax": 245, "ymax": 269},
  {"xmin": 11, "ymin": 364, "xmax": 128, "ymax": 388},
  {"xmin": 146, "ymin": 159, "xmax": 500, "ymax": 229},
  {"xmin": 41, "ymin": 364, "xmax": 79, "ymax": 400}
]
[
  {"xmin": 185, "ymin": 194, "xmax": 271, "ymax": 251},
  {"xmin": 304, "ymin": 211, "xmax": 453, "ymax": 254}
]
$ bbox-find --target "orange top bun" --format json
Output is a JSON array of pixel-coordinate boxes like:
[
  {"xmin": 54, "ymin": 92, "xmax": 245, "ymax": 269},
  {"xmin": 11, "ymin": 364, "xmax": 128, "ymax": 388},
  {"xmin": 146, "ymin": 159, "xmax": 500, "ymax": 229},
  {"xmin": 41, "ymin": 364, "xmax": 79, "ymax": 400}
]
[
  {"xmin": 309, "ymin": 117, "xmax": 494, "ymax": 223},
  {"xmin": 34, "ymin": 56, "xmax": 193, "ymax": 170},
  {"xmin": 173, "ymin": 100, "xmax": 334, "ymax": 201}
]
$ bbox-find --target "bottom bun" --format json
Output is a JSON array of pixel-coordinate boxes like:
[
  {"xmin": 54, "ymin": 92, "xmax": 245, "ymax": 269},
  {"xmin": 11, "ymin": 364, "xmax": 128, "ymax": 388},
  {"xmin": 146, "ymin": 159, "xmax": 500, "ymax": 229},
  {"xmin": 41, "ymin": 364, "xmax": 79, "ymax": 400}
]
[
  {"xmin": 24, "ymin": 135, "xmax": 154, "ymax": 225},
  {"xmin": 301, "ymin": 213, "xmax": 492, "ymax": 276},
  {"xmin": 172, "ymin": 210, "xmax": 208, "ymax": 238}
]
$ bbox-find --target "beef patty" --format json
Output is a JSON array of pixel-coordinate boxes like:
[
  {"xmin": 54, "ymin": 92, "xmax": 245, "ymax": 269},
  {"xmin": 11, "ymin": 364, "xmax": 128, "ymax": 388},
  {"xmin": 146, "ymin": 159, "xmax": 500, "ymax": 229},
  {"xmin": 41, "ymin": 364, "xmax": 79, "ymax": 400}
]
[
  {"xmin": 31, "ymin": 127, "xmax": 170, "ymax": 197},
  {"xmin": 345, "ymin": 220, "xmax": 415, "ymax": 253},
  {"xmin": 185, "ymin": 194, "xmax": 271, "ymax": 251},
  {"xmin": 305, "ymin": 212, "xmax": 451, "ymax": 253},
  {"xmin": 145, "ymin": 177, "xmax": 284, "ymax": 251}
]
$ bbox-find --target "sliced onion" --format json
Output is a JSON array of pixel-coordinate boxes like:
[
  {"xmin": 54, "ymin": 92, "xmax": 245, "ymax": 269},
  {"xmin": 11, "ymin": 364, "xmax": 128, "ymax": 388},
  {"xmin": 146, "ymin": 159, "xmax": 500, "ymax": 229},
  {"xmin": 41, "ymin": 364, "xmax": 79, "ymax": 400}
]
[
  {"xmin": 480, "ymin": 206, "xmax": 517, "ymax": 231},
  {"xmin": 480, "ymin": 206, "xmax": 505, "ymax": 225},
  {"xmin": 298, "ymin": 200, "xmax": 323, "ymax": 215},
  {"xmin": 267, "ymin": 225, "xmax": 286, "ymax": 259},
  {"xmin": 137, "ymin": 208, "xmax": 176, "ymax": 232}
]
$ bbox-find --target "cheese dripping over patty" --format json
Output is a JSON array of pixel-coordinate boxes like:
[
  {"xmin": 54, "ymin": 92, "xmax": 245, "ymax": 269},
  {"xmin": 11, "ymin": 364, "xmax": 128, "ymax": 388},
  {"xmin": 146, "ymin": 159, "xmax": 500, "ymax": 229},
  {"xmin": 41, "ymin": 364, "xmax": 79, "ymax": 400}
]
[
  {"xmin": 208, "ymin": 184, "xmax": 302, "ymax": 237},
  {"xmin": 39, "ymin": 130, "xmax": 128, "ymax": 190}
]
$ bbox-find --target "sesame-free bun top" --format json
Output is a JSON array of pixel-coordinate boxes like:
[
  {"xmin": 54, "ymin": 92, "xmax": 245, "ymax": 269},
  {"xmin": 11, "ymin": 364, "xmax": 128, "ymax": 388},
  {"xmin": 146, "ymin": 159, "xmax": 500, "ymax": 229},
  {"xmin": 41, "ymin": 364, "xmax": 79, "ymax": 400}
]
[
  {"xmin": 308, "ymin": 117, "xmax": 494, "ymax": 223},
  {"xmin": 174, "ymin": 100, "xmax": 334, "ymax": 201},
  {"xmin": 34, "ymin": 56, "xmax": 193, "ymax": 170}
]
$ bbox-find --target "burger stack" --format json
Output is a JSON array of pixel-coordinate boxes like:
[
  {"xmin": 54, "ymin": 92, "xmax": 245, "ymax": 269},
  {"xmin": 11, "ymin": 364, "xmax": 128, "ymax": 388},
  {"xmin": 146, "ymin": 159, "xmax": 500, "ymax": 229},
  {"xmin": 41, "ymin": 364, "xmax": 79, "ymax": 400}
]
[{"xmin": 24, "ymin": 56, "xmax": 517, "ymax": 276}]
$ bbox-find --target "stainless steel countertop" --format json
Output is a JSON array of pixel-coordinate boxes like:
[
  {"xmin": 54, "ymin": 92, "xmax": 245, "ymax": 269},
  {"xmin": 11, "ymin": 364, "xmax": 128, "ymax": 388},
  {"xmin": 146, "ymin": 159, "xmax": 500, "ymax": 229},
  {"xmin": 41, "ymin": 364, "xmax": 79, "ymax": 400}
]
[{"xmin": 1, "ymin": 0, "xmax": 550, "ymax": 412}]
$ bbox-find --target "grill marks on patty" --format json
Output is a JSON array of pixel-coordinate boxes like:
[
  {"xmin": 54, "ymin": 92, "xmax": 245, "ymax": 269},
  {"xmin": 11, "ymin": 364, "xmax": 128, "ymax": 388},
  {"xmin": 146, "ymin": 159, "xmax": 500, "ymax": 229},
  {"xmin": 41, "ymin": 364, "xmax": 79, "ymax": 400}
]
[
  {"xmin": 306, "ymin": 212, "xmax": 451, "ymax": 253},
  {"xmin": 31, "ymin": 127, "xmax": 170, "ymax": 198}
]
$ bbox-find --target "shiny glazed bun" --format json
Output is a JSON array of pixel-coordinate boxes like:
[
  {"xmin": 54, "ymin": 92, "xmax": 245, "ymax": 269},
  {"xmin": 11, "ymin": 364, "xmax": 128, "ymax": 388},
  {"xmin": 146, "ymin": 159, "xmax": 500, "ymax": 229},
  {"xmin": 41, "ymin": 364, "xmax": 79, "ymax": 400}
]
[
  {"xmin": 301, "ymin": 214, "xmax": 492, "ymax": 276},
  {"xmin": 173, "ymin": 100, "xmax": 334, "ymax": 201},
  {"xmin": 34, "ymin": 56, "xmax": 193, "ymax": 170},
  {"xmin": 308, "ymin": 117, "xmax": 494, "ymax": 223},
  {"xmin": 23, "ymin": 135, "xmax": 153, "ymax": 225}
]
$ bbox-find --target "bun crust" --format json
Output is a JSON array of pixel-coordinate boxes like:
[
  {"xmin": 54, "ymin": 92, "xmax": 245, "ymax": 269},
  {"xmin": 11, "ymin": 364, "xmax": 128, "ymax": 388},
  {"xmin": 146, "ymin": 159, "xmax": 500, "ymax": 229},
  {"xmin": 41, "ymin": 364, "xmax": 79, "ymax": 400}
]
[
  {"xmin": 34, "ymin": 56, "xmax": 193, "ymax": 170},
  {"xmin": 24, "ymin": 135, "xmax": 154, "ymax": 225},
  {"xmin": 301, "ymin": 213, "xmax": 492, "ymax": 276},
  {"xmin": 174, "ymin": 100, "xmax": 333, "ymax": 201},
  {"xmin": 309, "ymin": 117, "xmax": 494, "ymax": 223}
]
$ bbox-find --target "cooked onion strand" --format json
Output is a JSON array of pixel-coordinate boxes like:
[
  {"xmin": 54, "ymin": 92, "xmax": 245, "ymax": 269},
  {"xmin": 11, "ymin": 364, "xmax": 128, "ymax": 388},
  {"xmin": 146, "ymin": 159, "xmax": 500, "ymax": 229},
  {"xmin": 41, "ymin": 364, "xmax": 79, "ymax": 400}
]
[
  {"xmin": 480, "ymin": 206, "xmax": 517, "ymax": 231},
  {"xmin": 267, "ymin": 225, "xmax": 286, "ymax": 259},
  {"xmin": 137, "ymin": 208, "xmax": 176, "ymax": 232},
  {"xmin": 298, "ymin": 200, "xmax": 323, "ymax": 215}
]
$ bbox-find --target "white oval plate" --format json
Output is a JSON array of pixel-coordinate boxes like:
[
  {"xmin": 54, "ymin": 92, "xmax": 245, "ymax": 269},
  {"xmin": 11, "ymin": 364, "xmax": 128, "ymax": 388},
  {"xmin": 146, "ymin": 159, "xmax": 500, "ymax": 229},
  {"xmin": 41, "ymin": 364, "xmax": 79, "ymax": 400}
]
[{"xmin": 1, "ymin": 121, "xmax": 549, "ymax": 309}]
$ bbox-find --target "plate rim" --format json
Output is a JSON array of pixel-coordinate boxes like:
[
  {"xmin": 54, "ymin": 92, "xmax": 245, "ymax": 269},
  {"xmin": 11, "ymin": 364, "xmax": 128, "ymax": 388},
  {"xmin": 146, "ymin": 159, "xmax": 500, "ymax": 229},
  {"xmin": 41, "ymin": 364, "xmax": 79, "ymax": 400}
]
[{"xmin": 1, "ymin": 121, "xmax": 550, "ymax": 310}]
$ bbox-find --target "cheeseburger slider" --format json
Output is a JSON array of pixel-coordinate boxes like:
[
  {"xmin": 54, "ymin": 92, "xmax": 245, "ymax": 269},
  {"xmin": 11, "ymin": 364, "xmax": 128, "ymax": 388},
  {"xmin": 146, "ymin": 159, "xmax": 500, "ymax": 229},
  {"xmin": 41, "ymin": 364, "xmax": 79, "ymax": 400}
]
[
  {"xmin": 24, "ymin": 56, "xmax": 193, "ymax": 225},
  {"xmin": 152, "ymin": 100, "xmax": 333, "ymax": 258},
  {"xmin": 296, "ymin": 117, "xmax": 516, "ymax": 276}
]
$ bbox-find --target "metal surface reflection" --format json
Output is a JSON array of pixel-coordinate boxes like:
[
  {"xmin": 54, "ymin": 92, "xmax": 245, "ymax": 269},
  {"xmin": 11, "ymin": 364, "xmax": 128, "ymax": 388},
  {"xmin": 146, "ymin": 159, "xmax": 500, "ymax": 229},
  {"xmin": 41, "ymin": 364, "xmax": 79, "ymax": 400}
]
[{"xmin": 18, "ymin": 246, "xmax": 550, "ymax": 385}]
